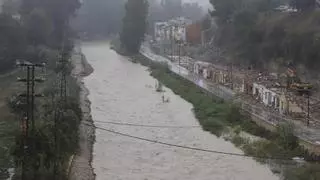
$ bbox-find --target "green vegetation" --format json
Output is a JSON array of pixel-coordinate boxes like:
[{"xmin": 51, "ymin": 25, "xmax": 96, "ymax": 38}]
[
  {"xmin": 210, "ymin": 0, "xmax": 320, "ymax": 73},
  {"xmin": 0, "ymin": 0, "xmax": 83, "ymax": 179},
  {"xmin": 8, "ymin": 64, "xmax": 83, "ymax": 180},
  {"xmin": 284, "ymin": 164, "xmax": 320, "ymax": 180},
  {"xmin": 120, "ymin": 0, "xmax": 149, "ymax": 54},
  {"xmin": 0, "ymin": 0, "xmax": 80, "ymax": 73},
  {"xmin": 130, "ymin": 54, "xmax": 319, "ymax": 180}
]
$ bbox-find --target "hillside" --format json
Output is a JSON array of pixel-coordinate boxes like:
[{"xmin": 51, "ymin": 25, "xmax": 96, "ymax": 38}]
[{"xmin": 213, "ymin": 4, "xmax": 320, "ymax": 81}]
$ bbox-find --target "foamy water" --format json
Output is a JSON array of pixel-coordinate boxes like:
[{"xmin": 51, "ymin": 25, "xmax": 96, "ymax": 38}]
[{"xmin": 82, "ymin": 41, "xmax": 278, "ymax": 180}]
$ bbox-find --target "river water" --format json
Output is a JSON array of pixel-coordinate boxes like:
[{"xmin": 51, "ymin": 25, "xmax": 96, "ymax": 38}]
[{"xmin": 82, "ymin": 41, "xmax": 278, "ymax": 180}]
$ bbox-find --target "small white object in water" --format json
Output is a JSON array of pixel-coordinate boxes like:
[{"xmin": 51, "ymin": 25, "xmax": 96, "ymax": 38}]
[{"xmin": 292, "ymin": 157, "xmax": 305, "ymax": 164}]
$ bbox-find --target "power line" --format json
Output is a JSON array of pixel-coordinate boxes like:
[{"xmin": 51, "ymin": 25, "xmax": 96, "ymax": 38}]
[
  {"xmin": 82, "ymin": 122, "xmax": 313, "ymax": 163},
  {"xmin": 91, "ymin": 120, "xmax": 201, "ymax": 128}
]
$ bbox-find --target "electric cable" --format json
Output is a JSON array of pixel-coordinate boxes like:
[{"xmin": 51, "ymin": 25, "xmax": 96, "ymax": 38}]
[
  {"xmin": 82, "ymin": 122, "xmax": 317, "ymax": 163},
  {"xmin": 92, "ymin": 120, "xmax": 201, "ymax": 128}
]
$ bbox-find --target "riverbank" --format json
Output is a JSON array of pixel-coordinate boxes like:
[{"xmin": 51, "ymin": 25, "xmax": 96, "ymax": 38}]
[
  {"xmin": 69, "ymin": 49, "xmax": 95, "ymax": 180},
  {"xmin": 127, "ymin": 53, "xmax": 320, "ymax": 179}
]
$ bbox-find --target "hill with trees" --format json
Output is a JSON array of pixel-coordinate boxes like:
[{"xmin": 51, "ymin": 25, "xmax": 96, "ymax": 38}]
[
  {"xmin": 210, "ymin": 0, "xmax": 320, "ymax": 76},
  {"xmin": 120, "ymin": 0, "xmax": 149, "ymax": 54}
]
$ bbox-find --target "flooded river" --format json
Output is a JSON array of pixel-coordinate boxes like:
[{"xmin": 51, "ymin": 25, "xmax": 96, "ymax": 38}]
[{"xmin": 82, "ymin": 41, "xmax": 278, "ymax": 180}]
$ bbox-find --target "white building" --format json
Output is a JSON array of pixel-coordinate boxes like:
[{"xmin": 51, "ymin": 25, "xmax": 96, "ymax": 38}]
[
  {"xmin": 154, "ymin": 22, "xmax": 169, "ymax": 42},
  {"xmin": 168, "ymin": 17, "xmax": 192, "ymax": 42},
  {"xmin": 253, "ymin": 83, "xmax": 280, "ymax": 109},
  {"xmin": 154, "ymin": 17, "xmax": 192, "ymax": 43}
]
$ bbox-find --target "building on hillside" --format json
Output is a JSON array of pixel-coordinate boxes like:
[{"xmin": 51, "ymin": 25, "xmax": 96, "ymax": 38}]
[
  {"xmin": 192, "ymin": 61, "xmax": 232, "ymax": 85},
  {"xmin": 186, "ymin": 22, "xmax": 202, "ymax": 44},
  {"xmin": 193, "ymin": 61, "xmax": 213, "ymax": 79},
  {"xmin": 168, "ymin": 17, "xmax": 192, "ymax": 42},
  {"xmin": 243, "ymin": 71, "xmax": 258, "ymax": 95},
  {"xmin": 212, "ymin": 70, "xmax": 228, "ymax": 84},
  {"xmin": 185, "ymin": 16, "xmax": 218, "ymax": 45},
  {"xmin": 251, "ymin": 81, "xmax": 305, "ymax": 116},
  {"xmin": 252, "ymin": 82, "xmax": 281, "ymax": 110},
  {"xmin": 274, "ymin": 5, "xmax": 297, "ymax": 12},
  {"xmin": 210, "ymin": 66, "xmax": 228, "ymax": 85},
  {"xmin": 154, "ymin": 17, "xmax": 192, "ymax": 43},
  {"xmin": 279, "ymin": 92, "xmax": 304, "ymax": 116},
  {"xmin": 154, "ymin": 22, "xmax": 169, "ymax": 42}
]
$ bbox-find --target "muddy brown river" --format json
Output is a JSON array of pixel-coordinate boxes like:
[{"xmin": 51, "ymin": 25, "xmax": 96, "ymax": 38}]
[{"xmin": 81, "ymin": 41, "xmax": 278, "ymax": 180}]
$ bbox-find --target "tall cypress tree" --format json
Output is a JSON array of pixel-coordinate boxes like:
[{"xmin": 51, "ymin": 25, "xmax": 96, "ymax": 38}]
[{"xmin": 120, "ymin": 0, "xmax": 148, "ymax": 54}]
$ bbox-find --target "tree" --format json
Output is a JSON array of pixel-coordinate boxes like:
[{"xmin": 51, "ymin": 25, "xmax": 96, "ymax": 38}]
[
  {"xmin": 120, "ymin": 0, "xmax": 148, "ymax": 54},
  {"xmin": 277, "ymin": 123, "xmax": 299, "ymax": 150},
  {"xmin": 210, "ymin": 0, "xmax": 243, "ymax": 23},
  {"xmin": 161, "ymin": 0, "xmax": 182, "ymax": 20},
  {"xmin": 20, "ymin": 0, "xmax": 80, "ymax": 47},
  {"xmin": 0, "ymin": 14, "xmax": 26, "ymax": 72},
  {"xmin": 202, "ymin": 15, "xmax": 212, "ymax": 30},
  {"xmin": 182, "ymin": 2, "xmax": 204, "ymax": 21},
  {"xmin": 72, "ymin": 0, "xmax": 126, "ymax": 35},
  {"xmin": 25, "ymin": 8, "xmax": 53, "ymax": 46}
]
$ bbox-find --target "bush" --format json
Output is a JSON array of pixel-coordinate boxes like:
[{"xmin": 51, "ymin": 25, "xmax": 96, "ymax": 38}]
[
  {"xmin": 276, "ymin": 123, "xmax": 299, "ymax": 150},
  {"xmin": 231, "ymin": 135, "xmax": 247, "ymax": 147},
  {"xmin": 284, "ymin": 164, "xmax": 320, "ymax": 180},
  {"xmin": 202, "ymin": 117, "xmax": 225, "ymax": 137}
]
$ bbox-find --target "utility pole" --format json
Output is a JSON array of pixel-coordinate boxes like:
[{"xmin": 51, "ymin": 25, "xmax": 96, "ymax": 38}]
[
  {"xmin": 17, "ymin": 61, "xmax": 45, "ymax": 180},
  {"xmin": 178, "ymin": 40, "xmax": 181, "ymax": 74},
  {"xmin": 171, "ymin": 27, "xmax": 174, "ymax": 61},
  {"xmin": 54, "ymin": 30, "xmax": 69, "ymax": 179},
  {"xmin": 307, "ymin": 91, "xmax": 310, "ymax": 126},
  {"xmin": 228, "ymin": 63, "xmax": 233, "ymax": 90}
]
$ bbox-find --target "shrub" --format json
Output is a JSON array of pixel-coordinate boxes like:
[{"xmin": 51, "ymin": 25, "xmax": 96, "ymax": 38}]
[
  {"xmin": 283, "ymin": 164, "xmax": 320, "ymax": 180},
  {"xmin": 276, "ymin": 123, "xmax": 299, "ymax": 150}
]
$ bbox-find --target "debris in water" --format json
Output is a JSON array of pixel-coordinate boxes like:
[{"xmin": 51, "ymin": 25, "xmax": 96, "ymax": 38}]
[
  {"xmin": 162, "ymin": 94, "xmax": 170, "ymax": 103},
  {"xmin": 155, "ymin": 80, "xmax": 164, "ymax": 92}
]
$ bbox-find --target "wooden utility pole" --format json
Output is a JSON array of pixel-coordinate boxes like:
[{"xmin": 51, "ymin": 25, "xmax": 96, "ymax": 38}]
[
  {"xmin": 171, "ymin": 27, "xmax": 174, "ymax": 61},
  {"xmin": 178, "ymin": 41, "xmax": 181, "ymax": 74},
  {"xmin": 307, "ymin": 91, "xmax": 310, "ymax": 126},
  {"xmin": 231, "ymin": 63, "xmax": 233, "ymax": 90},
  {"xmin": 54, "ymin": 31, "xmax": 69, "ymax": 179}
]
